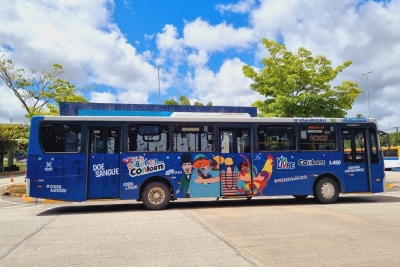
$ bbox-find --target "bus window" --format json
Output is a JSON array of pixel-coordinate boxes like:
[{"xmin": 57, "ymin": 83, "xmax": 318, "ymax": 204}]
[
  {"xmin": 220, "ymin": 130, "xmax": 234, "ymax": 153},
  {"xmin": 257, "ymin": 125, "xmax": 296, "ymax": 151},
  {"xmin": 236, "ymin": 129, "xmax": 251, "ymax": 153},
  {"xmin": 299, "ymin": 125, "xmax": 336, "ymax": 151},
  {"xmin": 40, "ymin": 123, "xmax": 82, "ymax": 153},
  {"xmin": 354, "ymin": 130, "xmax": 365, "ymax": 162},
  {"xmin": 127, "ymin": 124, "xmax": 169, "ymax": 152},
  {"xmin": 173, "ymin": 124, "xmax": 214, "ymax": 152},
  {"xmin": 341, "ymin": 128, "xmax": 367, "ymax": 163},
  {"xmin": 369, "ymin": 128, "xmax": 379, "ymax": 163},
  {"xmin": 342, "ymin": 130, "xmax": 353, "ymax": 162}
]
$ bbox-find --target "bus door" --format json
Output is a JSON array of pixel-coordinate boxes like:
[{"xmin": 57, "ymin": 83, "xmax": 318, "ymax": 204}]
[
  {"xmin": 219, "ymin": 128, "xmax": 253, "ymax": 196},
  {"xmin": 88, "ymin": 127, "xmax": 120, "ymax": 199},
  {"xmin": 341, "ymin": 128, "xmax": 370, "ymax": 192}
]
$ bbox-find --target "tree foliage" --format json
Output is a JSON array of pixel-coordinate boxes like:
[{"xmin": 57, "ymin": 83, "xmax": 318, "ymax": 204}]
[
  {"xmin": 389, "ymin": 132, "xmax": 400, "ymax": 146},
  {"xmin": 0, "ymin": 56, "xmax": 89, "ymax": 119},
  {"xmin": 0, "ymin": 123, "xmax": 29, "ymax": 150},
  {"xmin": 242, "ymin": 38, "xmax": 362, "ymax": 118},
  {"xmin": 164, "ymin": 95, "xmax": 212, "ymax": 106}
]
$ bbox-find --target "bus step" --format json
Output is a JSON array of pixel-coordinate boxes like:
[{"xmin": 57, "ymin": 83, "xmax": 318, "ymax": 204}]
[{"xmin": 221, "ymin": 195, "xmax": 253, "ymax": 199}]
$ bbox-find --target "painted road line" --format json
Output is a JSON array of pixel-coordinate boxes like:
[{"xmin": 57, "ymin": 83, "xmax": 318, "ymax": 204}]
[
  {"xmin": 5, "ymin": 203, "xmax": 31, "ymax": 208},
  {"xmin": 0, "ymin": 204, "xmax": 14, "ymax": 209},
  {"xmin": 21, "ymin": 205, "xmax": 44, "ymax": 209}
]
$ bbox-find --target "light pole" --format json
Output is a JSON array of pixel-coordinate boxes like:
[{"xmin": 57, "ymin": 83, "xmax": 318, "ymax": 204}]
[
  {"xmin": 362, "ymin": 71, "xmax": 372, "ymax": 118},
  {"xmin": 157, "ymin": 65, "xmax": 161, "ymax": 104}
]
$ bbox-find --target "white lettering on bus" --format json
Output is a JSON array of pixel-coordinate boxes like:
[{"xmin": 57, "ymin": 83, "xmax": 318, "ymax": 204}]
[
  {"xmin": 129, "ymin": 163, "xmax": 166, "ymax": 177},
  {"xmin": 93, "ymin": 163, "xmax": 120, "ymax": 178},
  {"xmin": 298, "ymin": 159, "xmax": 325, "ymax": 166},
  {"xmin": 46, "ymin": 184, "xmax": 67, "ymax": 193},
  {"xmin": 274, "ymin": 175, "xmax": 308, "ymax": 183},
  {"xmin": 123, "ymin": 182, "xmax": 138, "ymax": 190},
  {"xmin": 294, "ymin": 118, "xmax": 327, "ymax": 123}
]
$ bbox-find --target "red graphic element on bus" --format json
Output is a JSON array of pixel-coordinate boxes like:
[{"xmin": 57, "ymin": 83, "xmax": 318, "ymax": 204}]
[
  {"xmin": 254, "ymin": 155, "xmax": 274, "ymax": 195},
  {"xmin": 236, "ymin": 154, "xmax": 274, "ymax": 195}
]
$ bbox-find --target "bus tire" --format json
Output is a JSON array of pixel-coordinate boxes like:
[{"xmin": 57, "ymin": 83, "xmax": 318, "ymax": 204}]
[
  {"xmin": 314, "ymin": 177, "xmax": 339, "ymax": 204},
  {"xmin": 142, "ymin": 182, "xmax": 170, "ymax": 210}
]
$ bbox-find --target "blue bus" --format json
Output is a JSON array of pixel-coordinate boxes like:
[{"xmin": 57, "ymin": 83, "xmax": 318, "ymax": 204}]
[{"xmin": 26, "ymin": 113, "xmax": 387, "ymax": 210}]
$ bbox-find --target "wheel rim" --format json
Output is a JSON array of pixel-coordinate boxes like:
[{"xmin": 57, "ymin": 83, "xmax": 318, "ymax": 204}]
[
  {"xmin": 147, "ymin": 187, "xmax": 166, "ymax": 205},
  {"xmin": 320, "ymin": 182, "xmax": 335, "ymax": 199}
]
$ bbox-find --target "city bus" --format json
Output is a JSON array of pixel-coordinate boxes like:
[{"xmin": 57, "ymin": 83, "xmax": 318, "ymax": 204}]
[
  {"xmin": 26, "ymin": 113, "xmax": 387, "ymax": 210},
  {"xmin": 382, "ymin": 146, "xmax": 400, "ymax": 170}
]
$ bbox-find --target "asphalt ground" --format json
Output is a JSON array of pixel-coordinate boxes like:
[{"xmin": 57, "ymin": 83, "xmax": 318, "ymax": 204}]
[{"xmin": 1, "ymin": 171, "xmax": 400, "ymax": 266}]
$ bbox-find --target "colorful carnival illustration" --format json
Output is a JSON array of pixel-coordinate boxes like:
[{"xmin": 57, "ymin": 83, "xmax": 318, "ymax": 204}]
[
  {"xmin": 123, "ymin": 153, "xmax": 275, "ymax": 198},
  {"xmin": 175, "ymin": 153, "xmax": 275, "ymax": 198}
]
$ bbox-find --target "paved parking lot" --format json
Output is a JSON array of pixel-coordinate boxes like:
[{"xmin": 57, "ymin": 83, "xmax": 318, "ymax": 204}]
[{"xmin": 1, "ymin": 171, "xmax": 400, "ymax": 267}]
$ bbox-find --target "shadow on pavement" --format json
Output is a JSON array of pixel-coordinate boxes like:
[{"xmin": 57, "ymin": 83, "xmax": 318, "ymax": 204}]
[{"xmin": 36, "ymin": 193, "xmax": 400, "ymax": 216}]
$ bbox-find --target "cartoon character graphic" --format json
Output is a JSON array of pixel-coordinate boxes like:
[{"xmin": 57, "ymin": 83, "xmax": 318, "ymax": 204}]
[
  {"xmin": 176, "ymin": 154, "xmax": 193, "ymax": 198},
  {"xmin": 236, "ymin": 154, "xmax": 274, "ymax": 195},
  {"xmin": 236, "ymin": 154, "xmax": 256, "ymax": 194},
  {"xmin": 253, "ymin": 155, "xmax": 274, "ymax": 195},
  {"xmin": 220, "ymin": 157, "xmax": 239, "ymax": 195},
  {"xmin": 189, "ymin": 154, "xmax": 221, "ymax": 197},
  {"xmin": 210, "ymin": 155, "xmax": 224, "ymax": 171}
]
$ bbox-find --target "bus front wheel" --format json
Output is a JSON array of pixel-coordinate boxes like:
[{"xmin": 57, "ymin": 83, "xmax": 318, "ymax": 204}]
[
  {"xmin": 142, "ymin": 182, "xmax": 170, "ymax": 210},
  {"xmin": 314, "ymin": 177, "xmax": 339, "ymax": 204}
]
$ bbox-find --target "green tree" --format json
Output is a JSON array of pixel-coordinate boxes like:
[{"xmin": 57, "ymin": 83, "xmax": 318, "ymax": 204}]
[
  {"xmin": 163, "ymin": 99, "xmax": 179, "ymax": 105},
  {"xmin": 242, "ymin": 38, "xmax": 362, "ymax": 117},
  {"xmin": 179, "ymin": 95, "xmax": 190, "ymax": 106},
  {"xmin": 0, "ymin": 56, "xmax": 89, "ymax": 119},
  {"xmin": 164, "ymin": 95, "xmax": 212, "ymax": 106},
  {"xmin": 0, "ymin": 123, "xmax": 30, "ymax": 150},
  {"xmin": 390, "ymin": 132, "xmax": 400, "ymax": 146}
]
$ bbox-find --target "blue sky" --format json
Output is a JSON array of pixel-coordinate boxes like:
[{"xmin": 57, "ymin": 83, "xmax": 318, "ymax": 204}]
[{"xmin": 1, "ymin": 0, "xmax": 400, "ymax": 132}]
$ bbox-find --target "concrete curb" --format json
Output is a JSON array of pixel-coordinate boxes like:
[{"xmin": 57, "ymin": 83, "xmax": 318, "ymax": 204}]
[
  {"xmin": 0, "ymin": 171, "xmax": 26, "ymax": 176},
  {"xmin": 21, "ymin": 194, "xmax": 36, "ymax": 202},
  {"xmin": 21, "ymin": 194, "xmax": 66, "ymax": 203}
]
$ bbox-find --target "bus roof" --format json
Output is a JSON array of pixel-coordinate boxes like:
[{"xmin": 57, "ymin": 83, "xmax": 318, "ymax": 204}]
[{"xmin": 33, "ymin": 114, "xmax": 378, "ymax": 125}]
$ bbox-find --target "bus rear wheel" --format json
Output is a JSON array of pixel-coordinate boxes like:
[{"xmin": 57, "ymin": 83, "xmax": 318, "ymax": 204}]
[
  {"xmin": 314, "ymin": 177, "xmax": 339, "ymax": 204},
  {"xmin": 142, "ymin": 182, "xmax": 170, "ymax": 210}
]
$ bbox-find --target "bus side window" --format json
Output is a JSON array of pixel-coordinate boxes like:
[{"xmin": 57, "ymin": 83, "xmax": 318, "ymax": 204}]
[
  {"xmin": 40, "ymin": 123, "xmax": 82, "ymax": 153},
  {"xmin": 40, "ymin": 125, "xmax": 56, "ymax": 152},
  {"xmin": 342, "ymin": 135, "xmax": 353, "ymax": 163},
  {"xmin": 299, "ymin": 125, "xmax": 337, "ymax": 151},
  {"xmin": 257, "ymin": 125, "xmax": 296, "ymax": 151},
  {"xmin": 369, "ymin": 128, "xmax": 379, "ymax": 163}
]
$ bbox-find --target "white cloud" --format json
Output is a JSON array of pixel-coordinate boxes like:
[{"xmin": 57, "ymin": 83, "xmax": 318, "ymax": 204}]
[
  {"xmin": 89, "ymin": 92, "xmax": 117, "ymax": 103},
  {"xmin": 187, "ymin": 50, "xmax": 209, "ymax": 67},
  {"xmin": 156, "ymin": 24, "xmax": 186, "ymax": 65},
  {"xmin": 216, "ymin": 0, "xmax": 256, "ymax": 14},
  {"xmin": 0, "ymin": 0, "xmax": 159, "ymax": 123},
  {"xmin": 187, "ymin": 57, "xmax": 259, "ymax": 106},
  {"xmin": 1, "ymin": 0, "xmax": 400, "ymax": 133},
  {"xmin": 0, "ymin": 86, "xmax": 27, "ymax": 123},
  {"xmin": 115, "ymin": 90, "xmax": 149, "ymax": 104},
  {"xmin": 183, "ymin": 18, "xmax": 256, "ymax": 53},
  {"xmin": 244, "ymin": 0, "xmax": 400, "ymax": 131}
]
